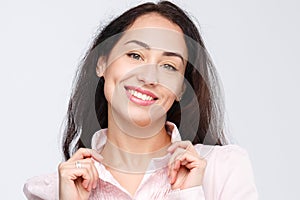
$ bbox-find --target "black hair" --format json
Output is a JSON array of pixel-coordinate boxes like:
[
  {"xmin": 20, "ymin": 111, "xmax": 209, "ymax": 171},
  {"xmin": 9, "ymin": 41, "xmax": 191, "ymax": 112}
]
[{"xmin": 62, "ymin": 1, "xmax": 227, "ymax": 160}]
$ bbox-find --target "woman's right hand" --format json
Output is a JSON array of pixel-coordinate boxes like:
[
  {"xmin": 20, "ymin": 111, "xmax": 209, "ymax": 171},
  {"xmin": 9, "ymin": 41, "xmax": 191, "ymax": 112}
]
[{"xmin": 58, "ymin": 148, "xmax": 103, "ymax": 200}]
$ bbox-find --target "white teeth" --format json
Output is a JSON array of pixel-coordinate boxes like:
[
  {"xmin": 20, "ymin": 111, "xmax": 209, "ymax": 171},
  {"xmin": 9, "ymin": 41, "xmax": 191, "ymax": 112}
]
[
  {"xmin": 142, "ymin": 94, "xmax": 147, "ymax": 100},
  {"xmin": 128, "ymin": 89, "xmax": 154, "ymax": 101}
]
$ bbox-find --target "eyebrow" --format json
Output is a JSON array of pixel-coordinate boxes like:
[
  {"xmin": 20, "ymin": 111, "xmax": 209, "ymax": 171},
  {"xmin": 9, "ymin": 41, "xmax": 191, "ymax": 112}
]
[{"xmin": 124, "ymin": 40, "xmax": 184, "ymax": 64}]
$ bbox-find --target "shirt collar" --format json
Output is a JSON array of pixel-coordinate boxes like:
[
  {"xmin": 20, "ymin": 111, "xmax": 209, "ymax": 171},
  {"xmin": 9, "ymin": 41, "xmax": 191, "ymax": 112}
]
[
  {"xmin": 91, "ymin": 122, "xmax": 181, "ymax": 174},
  {"xmin": 91, "ymin": 121, "xmax": 182, "ymax": 152}
]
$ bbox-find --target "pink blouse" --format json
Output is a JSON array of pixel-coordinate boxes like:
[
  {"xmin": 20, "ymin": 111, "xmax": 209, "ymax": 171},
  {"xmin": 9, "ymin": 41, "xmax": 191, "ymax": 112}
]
[{"xmin": 23, "ymin": 122, "xmax": 258, "ymax": 199}]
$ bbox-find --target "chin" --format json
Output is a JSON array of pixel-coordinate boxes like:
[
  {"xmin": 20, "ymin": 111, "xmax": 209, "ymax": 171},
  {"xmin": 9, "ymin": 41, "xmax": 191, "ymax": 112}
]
[{"xmin": 131, "ymin": 118, "xmax": 152, "ymax": 128}]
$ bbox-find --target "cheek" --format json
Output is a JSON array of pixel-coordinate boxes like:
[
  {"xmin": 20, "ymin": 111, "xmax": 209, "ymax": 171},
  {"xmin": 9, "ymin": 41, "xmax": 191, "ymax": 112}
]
[
  {"xmin": 102, "ymin": 72, "xmax": 120, "ymax": 104},
  {"xmin": 159, "ymin": 75, "xmax": 184, "ymax": 97},
  {"xmin": 103, "ymin": 81, "xmax": 113, "ymax": 104},
  {"xmin": 104, "ymin": 57, "xmax": 135, "ymax": 82},
  {"xmin": 156, "ymin": 68, "xmax": 185, "ymax": 97},
  {"xmin": 160, "ymin": 88, "xmax": 177, "ymax": 111},
  {"xmin": 103, "ymin": 61, "xmax": 131, "ymax": 103}
]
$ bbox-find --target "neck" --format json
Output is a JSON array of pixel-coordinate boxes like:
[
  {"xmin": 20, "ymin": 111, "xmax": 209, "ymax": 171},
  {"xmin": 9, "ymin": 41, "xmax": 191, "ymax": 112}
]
[{"xmin": 106, "ymin": 107, "xmax": 171, "ymax": 154}]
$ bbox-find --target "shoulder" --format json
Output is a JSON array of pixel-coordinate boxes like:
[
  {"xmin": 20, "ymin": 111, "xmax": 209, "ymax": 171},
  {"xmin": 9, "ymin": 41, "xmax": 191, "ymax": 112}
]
[
  {"xmin": 23, "ymin": 173, "xmax": 58, "ymax": 200},
  {"xmin": 194, "ymin": 144, "xmax": 258, "ymax": 199},
  {"xmin": 195, "ymin": 144, "xmax": 254, "ymax": 176},
  {"xmin": 194, "ymin": 144, "xmax": 251, "ymax": 164}
]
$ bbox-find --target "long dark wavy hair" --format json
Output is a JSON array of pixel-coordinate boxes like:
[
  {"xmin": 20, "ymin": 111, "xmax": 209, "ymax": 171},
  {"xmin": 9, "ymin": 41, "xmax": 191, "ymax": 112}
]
[{"xmin": 62, "ymin": 1, "xmax": 227, "ymax": 160}]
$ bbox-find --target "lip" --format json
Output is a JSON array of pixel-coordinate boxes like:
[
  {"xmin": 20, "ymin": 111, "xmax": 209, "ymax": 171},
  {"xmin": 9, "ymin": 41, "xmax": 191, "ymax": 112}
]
[{"xmin": 125, "ymin": 86, "xmax": 158, "ymax": 106}]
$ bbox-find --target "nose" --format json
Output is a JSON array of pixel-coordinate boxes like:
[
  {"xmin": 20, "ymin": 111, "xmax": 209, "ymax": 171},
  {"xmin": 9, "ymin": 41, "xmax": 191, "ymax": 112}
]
[{"xmin": 137, "ymin": 64, "xmax": 159, "ymax": 86}]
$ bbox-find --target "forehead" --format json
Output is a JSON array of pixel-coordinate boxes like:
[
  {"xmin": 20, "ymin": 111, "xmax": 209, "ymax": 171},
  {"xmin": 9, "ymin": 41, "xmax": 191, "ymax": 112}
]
[
  {"xmin": 129, "ymin": 13, "xmax": 183, "ymax": 33},
  {"xmin": 112, "ymin": 13, "xmax": 188, "ymax": 59}
]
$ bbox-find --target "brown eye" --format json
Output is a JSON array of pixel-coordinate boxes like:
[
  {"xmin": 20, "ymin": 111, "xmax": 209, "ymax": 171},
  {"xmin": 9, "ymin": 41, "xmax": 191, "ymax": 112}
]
[{"xmin": 127, "ymin": 53, "xmax": 143, "ymax": 61}]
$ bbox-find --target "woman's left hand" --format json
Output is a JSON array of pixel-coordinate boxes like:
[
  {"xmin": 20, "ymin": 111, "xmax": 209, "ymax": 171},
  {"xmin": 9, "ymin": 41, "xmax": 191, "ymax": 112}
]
[{"xmin": 167, "ymin": 141, "xmax": 207, "ymax": 190}]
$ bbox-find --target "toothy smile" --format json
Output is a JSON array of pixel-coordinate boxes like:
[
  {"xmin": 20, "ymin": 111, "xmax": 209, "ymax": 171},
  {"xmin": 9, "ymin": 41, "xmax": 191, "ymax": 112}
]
[
  {"xmin": 128, "ymin": 89, "xmax": 154, "ymax": 101},
  {"xmin": 125, "ymin": 86, "xmax": 158, "ymax": 106}
]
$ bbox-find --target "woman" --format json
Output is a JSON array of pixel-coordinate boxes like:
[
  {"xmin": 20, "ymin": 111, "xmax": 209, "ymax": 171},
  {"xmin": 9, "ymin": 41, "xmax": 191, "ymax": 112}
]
[{"xmin": 24, "ymin": 1, "xmax": 258, "ymax": 199}]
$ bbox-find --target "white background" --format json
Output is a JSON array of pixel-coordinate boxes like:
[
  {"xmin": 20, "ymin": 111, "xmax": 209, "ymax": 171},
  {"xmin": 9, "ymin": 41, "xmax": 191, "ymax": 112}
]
[{"xmin": 1, "ymin": 0, "xmax": 299, "ymax": 199}]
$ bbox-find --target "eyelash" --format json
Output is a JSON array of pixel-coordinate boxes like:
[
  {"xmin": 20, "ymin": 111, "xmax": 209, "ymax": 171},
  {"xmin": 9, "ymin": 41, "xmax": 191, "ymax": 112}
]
[
  {"xmin": 126, "ymin": 52, "xmax": 178, "ymax": 71},
  {"xmin": 161, "ymin": 64, "xmax": 177, "ymax": 71},
  {"xmin": 127, "ymin": 52, "xmax": 143, "ymax": 61}
]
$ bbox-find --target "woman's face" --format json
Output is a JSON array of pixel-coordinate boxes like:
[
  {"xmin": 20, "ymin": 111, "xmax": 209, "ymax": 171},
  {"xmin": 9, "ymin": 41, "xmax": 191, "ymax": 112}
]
[{"xmin": 97, "ymin": 13, "xmax": 188, "ymax": 137}]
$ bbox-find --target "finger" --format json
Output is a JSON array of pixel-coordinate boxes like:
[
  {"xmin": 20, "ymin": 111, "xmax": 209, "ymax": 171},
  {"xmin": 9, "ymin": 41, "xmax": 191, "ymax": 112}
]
[
  {"xmin": 69, "ymin": 167, "xmax": 92, "ymax": 190},
  {"xmin": 80, "ymin": 158, "xmax": 100, "ymax": 190},
  {"xmin": 170, "ymin": 160, "xmax": 189, "ymax": 186},
  {"xmin": 167, "ymin": 142, "xmax": 197, "ymax": 183},
  {"xmin": 181, "ymin": 159, "xmax": 189, "ymax": 166},
  {"xmin": 177, "ymin": 152, "xmax": 205, "ymax": 171},
  {"xmin": 69, "ymin": 148, "xmax": 103, "ymax": 162},
  {"xmin": 81, "ymin": 159, "xmax": 96, "ymax": 191},
  {"xmin": 63, "ymin": 158, "xmax": 96, "ymax": 191},
  {"xmin": 75, "ymin": 158, "xmax": 99, "ymax": 191},
  {"xmin": 169, "ymin": 160, "xmax": 179, "ymax": 184},
  {"xmin": 178, "ymin": 151, "xmax": 196, "ymax": 163},
  {"xmin": 185, "ymin": 158, "xmax": 207, "ymax": 170},
  {"xmin": 168, "ymin": 150, "xmax": 197, "ymax": 183},
  {"xmin": 168, "ymin": 148, "xmax": 187, "ymax": 184},
  {"xmin": 90, "ymin": 160, "xmax": 99, "ymax": 189},
  {"xmin": 168, "ymin": 147, "xmax": 185, "ymax": 179},
  {"xmin": 167, "ymin": 141, "xmax": 193, "ymax": 153},
  {"xmin": 168, "ymin": 147, "xmax": 185, "ymax": 167}
]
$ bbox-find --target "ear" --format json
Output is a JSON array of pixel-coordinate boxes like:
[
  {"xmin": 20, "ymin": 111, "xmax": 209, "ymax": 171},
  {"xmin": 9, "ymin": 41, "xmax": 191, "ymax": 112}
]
[{"xmin": 96, "ymin": 56, "xmax": 107, "ymax": 77}]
